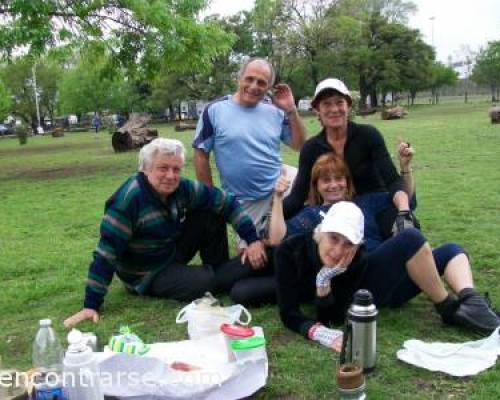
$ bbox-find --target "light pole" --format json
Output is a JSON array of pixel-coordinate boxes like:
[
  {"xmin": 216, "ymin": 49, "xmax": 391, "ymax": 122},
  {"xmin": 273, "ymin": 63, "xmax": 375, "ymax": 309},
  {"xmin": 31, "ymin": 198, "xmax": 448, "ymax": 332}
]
[
  {"xmin": 32, "ymin": 64, "xmax": 43, "ymax": 134},
  {"xmin": 429, "ymin": 16, "xmax": 435, "ymax": 47}
]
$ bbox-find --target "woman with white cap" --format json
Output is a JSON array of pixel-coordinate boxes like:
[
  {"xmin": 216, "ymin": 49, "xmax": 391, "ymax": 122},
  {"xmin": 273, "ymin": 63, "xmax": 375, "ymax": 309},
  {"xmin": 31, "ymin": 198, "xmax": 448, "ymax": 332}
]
[
  {"xmin": 283, "ymin": 78, "xmax": 416, "ymax": 234},
  {"xmin": 275, "ymin": 202, "xmax": 500, "ymax": 351}
]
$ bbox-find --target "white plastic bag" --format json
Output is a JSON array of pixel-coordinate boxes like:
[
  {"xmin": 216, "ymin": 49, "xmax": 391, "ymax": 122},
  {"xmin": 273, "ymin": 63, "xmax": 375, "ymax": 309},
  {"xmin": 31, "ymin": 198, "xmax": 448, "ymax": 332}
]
[
  {"xmin": 97, "ymin": 327, "xmax": 268, "ymax": 400},
  {"xmin": 176, "ymin": 293, "xmax": 251, "ymax": 339}
]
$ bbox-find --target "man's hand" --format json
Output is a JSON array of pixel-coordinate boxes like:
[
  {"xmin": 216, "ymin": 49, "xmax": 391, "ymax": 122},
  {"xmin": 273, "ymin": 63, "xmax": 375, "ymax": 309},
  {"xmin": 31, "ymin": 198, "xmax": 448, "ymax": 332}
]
[
  {"xmin": 272, "ymin": 83, "xmax": 296, "ymax": 114},
  {"xmin": 397, "ymin": 140, "xmax": 415, "ymax": 171},
  {"xmin": 63, "ymin": 308, "xmax": 99, "ymax": 328},
  {"xmin": 241, "ymin": 240, "xmax": 267, "ymax": 270}
]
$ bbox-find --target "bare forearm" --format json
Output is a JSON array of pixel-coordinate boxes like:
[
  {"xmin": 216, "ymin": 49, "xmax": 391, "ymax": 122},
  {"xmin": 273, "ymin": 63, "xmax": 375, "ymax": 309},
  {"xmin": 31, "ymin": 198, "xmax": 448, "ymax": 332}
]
[
  {"xmin": 400, "ymin": 169, "xmax": 415, "ymax": 199},
  {"xmin": 287, "ymin": 109, "xmax": 306, "ymax": 151},
  {"xmin": 193, "ymin": 149, "xmax": 213, "ymax": 187},
  {"xmin": 268, "ymin": 194, "xmax": 287, "ymax": 246},
  {"xmin": 393, "ymin": 190, "xmax": 410, "ymax": 211}
]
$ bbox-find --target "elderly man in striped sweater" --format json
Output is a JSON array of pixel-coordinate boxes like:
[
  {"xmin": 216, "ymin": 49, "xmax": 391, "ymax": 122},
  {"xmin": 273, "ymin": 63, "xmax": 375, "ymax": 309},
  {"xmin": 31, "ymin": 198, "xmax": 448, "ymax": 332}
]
[{"xmin": 65, "ymin": 138, "xmax": 266, "ymax": 327}]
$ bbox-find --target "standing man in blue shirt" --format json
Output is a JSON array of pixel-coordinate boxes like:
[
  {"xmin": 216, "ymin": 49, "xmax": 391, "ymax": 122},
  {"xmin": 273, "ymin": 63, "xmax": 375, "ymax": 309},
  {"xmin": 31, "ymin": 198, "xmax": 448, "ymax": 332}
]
[{"xmin": 193, "ymin": 57, "xmax": 306, "ymax": 254}]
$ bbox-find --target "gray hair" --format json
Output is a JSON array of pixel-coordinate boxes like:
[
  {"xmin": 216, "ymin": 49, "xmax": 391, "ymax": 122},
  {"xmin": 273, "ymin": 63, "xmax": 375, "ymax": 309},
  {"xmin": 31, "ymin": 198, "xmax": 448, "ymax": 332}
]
[
  {"xmin": 313, "ymin": 227, "xmax": 324, "ymax": 244},
  {"xmin": 138, "ymin": 138, "xmax": 185, "ymax": 172},
  {"xmin": 238, "ymin": 57, "xmax": 276, "ymax": 87}
]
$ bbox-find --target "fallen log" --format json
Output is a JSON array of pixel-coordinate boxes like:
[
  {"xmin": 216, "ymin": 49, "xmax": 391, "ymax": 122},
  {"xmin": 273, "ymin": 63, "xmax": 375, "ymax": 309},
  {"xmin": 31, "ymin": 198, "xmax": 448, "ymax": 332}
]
[
  {"xmin": 51, "ymin": 127, "xmax": 65, "ymax": 137},
  {"xmin": 489, "ymin": 106, "xmax": 500, "ymax": 124},
  {"xmin": 381, "ymin": 106, "xmax": 408, "ymax": 120},
  {"xmin": 175, "ymin": 122, "xmax": 197, "ymax": 132},
  {"xmin": 111, "ymin": 113, "xmax": 158, "ymax": 152}
]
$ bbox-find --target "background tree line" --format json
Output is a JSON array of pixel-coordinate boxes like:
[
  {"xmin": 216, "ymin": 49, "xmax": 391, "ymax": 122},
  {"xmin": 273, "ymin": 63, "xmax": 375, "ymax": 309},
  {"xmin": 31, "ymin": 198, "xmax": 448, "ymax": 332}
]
[{"xmin": 0, "ymin": 0, "xmax": 498, "ymax": 129}]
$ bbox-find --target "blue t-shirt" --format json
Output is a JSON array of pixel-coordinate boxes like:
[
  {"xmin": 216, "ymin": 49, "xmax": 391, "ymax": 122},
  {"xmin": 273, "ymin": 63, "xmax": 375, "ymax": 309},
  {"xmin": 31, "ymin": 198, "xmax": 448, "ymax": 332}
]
[{"xmin": 193, "ymin": 96, "xmax": 292, "ymax": 200}]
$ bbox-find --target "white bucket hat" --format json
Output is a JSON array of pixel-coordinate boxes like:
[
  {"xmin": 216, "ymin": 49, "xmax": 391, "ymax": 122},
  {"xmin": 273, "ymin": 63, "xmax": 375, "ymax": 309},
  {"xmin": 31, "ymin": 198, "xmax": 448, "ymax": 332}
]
[
  {"xmin": 319, "ymin": 201, "xmax": 364, "ymax": 245},
  {"xmin": 311, "ymin": 78, "xmax": 352, "ymax": 108}
]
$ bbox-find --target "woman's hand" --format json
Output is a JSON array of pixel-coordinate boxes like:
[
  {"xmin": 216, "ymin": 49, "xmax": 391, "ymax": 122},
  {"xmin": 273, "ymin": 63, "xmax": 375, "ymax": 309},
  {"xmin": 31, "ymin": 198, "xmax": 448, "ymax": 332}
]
[
  {"xmin": 273, "ymin": 173, "xmax": 290, "ymax": 198},
  {"xmin": 337, "ymin": 246, "xmax": 358, "ymax": 269},
  {"xmin": 398, "ymin": 140, "xmax": 415, "ymax": 171}
]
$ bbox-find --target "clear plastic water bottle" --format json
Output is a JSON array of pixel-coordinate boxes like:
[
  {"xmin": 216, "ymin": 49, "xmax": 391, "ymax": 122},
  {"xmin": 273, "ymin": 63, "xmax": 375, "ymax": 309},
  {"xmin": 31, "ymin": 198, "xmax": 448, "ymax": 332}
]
[{"xmin": 32, "ymin": 319, "xmax": 66, "ymax": 400}]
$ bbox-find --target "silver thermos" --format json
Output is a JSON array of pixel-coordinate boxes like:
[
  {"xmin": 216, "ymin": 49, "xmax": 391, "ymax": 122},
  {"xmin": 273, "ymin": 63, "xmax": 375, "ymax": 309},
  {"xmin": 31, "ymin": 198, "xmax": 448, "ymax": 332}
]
[{"xmin": 341, "ymin": 289, "xmax": 378, "ymax": 373}]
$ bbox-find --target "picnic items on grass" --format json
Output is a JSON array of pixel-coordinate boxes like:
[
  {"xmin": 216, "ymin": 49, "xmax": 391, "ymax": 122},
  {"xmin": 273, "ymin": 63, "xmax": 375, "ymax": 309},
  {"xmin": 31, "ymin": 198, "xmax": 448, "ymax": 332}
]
[
  {"xmin": 176, "ymin": 292, "xmax": 251, "ymax": 339},
  {"xmin": 397, "ymin": 327, "xmax": 500, "ymax": 376},
  {"xmin": 108, "ymin": 326, "xmax": 150, "ymax": 355},
  {"xmin": 97, "ymin": 326, "xmax": 268, "ymax": 399}
]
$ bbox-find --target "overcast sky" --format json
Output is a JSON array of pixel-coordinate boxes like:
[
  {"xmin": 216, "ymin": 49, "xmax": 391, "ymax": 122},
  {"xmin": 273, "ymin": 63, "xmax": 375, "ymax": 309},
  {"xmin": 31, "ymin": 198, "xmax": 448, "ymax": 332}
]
[{"xmin": 207, "ymin": 0, "xmax": 500, "ymax": 63}]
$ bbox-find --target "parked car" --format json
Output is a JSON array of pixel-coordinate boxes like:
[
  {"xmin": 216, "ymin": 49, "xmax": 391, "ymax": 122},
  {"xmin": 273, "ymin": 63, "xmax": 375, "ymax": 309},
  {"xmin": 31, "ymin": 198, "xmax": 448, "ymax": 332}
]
[{"xmin": 0, "ymin": 124, "xmax": 14, "ymax": 136}]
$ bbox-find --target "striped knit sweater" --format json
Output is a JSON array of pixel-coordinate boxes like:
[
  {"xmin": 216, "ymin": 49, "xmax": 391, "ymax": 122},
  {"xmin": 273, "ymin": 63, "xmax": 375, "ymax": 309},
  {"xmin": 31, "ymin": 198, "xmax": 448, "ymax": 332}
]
[{"xmin": 84, "ymin": 172, "xmax": 259, "ymax": 311}]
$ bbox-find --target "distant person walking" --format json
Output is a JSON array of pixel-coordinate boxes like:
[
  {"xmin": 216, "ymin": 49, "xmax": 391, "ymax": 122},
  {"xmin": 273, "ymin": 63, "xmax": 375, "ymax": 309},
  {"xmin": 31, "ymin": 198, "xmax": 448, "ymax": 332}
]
[{"xmin": 92, "ymin": 112, "xmax": 101, "ymax": 133}]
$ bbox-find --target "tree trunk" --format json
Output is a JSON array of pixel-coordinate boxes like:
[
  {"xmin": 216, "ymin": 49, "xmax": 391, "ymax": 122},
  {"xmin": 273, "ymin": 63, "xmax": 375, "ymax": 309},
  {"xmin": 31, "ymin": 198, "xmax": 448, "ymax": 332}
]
[
  {"xmin": 369, "ymin": 89, "xmax": 378, "ymax": 108},
  {"xmin": 359, "ymin": 74, "xmax": 369, "ymax": 110}
]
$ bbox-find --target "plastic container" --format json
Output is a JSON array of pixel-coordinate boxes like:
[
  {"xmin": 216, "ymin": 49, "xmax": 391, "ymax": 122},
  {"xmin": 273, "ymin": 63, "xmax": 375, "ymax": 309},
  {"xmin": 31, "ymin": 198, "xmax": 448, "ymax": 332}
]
[
  {"xmin": 176, "ymin": 293, "xmax": 252, "ymax": 339},
  {"xmin": 63, "ymin": 329, "xmax": 104, "ymax": 400},
  {"xmin": 230, "ymin": 336, "xmax": 266, "ymax": 363},
  {"xmin": 32, "ymin": 319, "xmax": 66, "ymax": 400},
  {"xmin": 220, "ymin": 324, "xmax": 255, "ymax": 362}
]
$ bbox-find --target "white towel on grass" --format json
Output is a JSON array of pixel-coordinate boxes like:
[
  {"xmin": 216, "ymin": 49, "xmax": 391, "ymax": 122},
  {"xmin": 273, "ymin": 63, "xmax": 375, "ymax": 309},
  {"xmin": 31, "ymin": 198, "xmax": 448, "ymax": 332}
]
[{"xmin": 396, "ymin": 327, "xmax": 500, "ymax": 376}]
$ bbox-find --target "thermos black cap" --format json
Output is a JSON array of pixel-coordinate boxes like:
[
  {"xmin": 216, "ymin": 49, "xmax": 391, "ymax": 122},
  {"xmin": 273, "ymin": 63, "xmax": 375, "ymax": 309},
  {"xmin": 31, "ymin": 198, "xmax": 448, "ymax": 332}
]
[{"xmin": 353, "ymin": 289, "xmax": 373, "ymax": 306}]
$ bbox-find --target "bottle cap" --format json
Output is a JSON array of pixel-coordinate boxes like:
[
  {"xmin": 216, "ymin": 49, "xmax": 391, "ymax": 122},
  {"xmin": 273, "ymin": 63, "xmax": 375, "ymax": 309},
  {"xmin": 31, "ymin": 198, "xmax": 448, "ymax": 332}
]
[
  {"xmin": 39, "ymin": 319, "xmax": 52, "ymax": 327},
  {"xmin": 353, "ymin": 289, "xmax": 373, "ymax": 306},
  {"xmin": 67, "ymin": 329, "xmax": 87, "ymax": 353},
  {"xmin": 220, "ymin": 324, "xmax": 254, "ymax": 338}
]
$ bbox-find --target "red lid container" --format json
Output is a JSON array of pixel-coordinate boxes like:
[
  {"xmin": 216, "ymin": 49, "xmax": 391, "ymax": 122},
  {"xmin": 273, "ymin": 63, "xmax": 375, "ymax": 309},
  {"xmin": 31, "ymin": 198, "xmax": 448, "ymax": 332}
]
[{"xmin": 220, "ymin": 324, "xmax": 255, "ymax": 338}]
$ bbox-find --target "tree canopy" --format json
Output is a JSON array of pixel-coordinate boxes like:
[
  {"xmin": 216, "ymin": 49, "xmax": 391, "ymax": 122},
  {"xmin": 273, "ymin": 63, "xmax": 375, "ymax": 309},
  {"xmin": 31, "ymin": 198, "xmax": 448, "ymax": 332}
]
[
  {"xmin": 0, "ymin": 0, "xmax": 234, "ymax": 76},
  {"xmin": 0, "ymin": 79, "xmax": 12, "ymax": 121},
  {"xmin": 0, "ymin": 0, "xmax": 484, "ymax": 124},
  {"xmin": 472, "ymin": 41, "xmax": 500, "ymax": 102}
]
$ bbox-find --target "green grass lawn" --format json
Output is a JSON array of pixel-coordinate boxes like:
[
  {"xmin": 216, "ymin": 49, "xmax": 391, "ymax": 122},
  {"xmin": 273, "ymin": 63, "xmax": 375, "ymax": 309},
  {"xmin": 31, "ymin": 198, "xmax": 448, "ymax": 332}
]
[{"xmin": 1, "ymin": 100, "xmax": 499, "ymax": 399}]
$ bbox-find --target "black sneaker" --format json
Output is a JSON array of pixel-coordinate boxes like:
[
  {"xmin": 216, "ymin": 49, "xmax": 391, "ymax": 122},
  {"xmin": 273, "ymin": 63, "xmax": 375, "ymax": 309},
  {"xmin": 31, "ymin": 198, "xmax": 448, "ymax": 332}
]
[
  {"xmin": 484, "ymin": 292, "xmax": 500, "ymax": 319},
  {"xmin": 453, "ymin": 288, "xmax": 500, "ymax": 334}
]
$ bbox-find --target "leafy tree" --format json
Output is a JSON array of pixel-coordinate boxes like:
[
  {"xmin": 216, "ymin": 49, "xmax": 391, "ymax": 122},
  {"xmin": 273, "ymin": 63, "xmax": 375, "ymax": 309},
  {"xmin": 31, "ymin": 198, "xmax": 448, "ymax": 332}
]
[
  {"xmin": 0, "ymin": 79, "xmax": 12, "ymax": 121},
  {"xmin": 147, "ymin": 13, "xmax": 246, "ymax": 114},
  {"xmin": 57, "ymin": 49, "xmax": 142, "ymax": 116},
  {"xmin": 341, "ymin": 10, "xmax": 432, "ymax": 108},
  {"xmin": 0, "ymin": 58, "xmax": 61, "ymax": 131},
  {"xmin": 0, "ymin": 0, "xmax": 233, "ymax": 76},
  {"xmin": 472, "ymin": 41, "xmax": 500, "ymax": 102},
  {"xmin": 428, "ymin": 62, "xmax": 458, "ymax": 104}
]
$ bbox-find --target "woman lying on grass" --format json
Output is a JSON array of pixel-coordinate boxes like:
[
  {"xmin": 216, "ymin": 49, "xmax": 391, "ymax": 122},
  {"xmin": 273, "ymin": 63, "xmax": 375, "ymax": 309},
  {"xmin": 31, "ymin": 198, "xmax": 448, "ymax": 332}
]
[{"xmin": 274, "ymin": 196, "xmax": 500, "ymax": 352}]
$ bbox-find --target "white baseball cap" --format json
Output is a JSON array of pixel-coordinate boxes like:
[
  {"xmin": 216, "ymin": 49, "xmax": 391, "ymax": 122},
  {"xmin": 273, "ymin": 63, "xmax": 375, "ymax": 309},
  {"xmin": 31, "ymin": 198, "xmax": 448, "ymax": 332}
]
[
  {"xmin": 311, "ymin": 78, "xmax": 352, "ymax": 108},
  {"xmin": 319, "ymin": 201, "xmax": 364, "ymax": 245}
]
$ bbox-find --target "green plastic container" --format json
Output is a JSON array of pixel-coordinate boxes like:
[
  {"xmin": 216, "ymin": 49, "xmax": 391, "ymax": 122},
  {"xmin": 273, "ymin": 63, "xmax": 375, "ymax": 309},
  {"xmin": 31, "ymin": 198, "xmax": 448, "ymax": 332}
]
[{"xmin": 230, "ymin": 336, "xmax": 266, "ymax": 363}]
